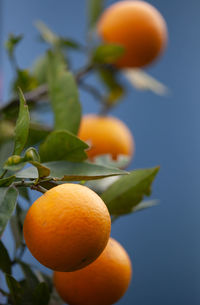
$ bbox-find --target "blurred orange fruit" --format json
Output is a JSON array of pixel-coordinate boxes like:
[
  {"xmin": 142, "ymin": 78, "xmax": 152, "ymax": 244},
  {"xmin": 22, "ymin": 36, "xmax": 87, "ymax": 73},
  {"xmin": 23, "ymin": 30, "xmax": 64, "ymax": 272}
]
[
  {"xmin": 54, "ymin": 237, "xmax": 132, "ymax": 305},
  {"xmin": 79, "ymin": 114, "xmax": 134, "ymax": 161},
  {"xmin": 97, "ymin": 0, "xmax": 168, "ymax": 68},
  {"xmin": 23, "ymin": 183, "xmax": 111, "ymax": 272}
]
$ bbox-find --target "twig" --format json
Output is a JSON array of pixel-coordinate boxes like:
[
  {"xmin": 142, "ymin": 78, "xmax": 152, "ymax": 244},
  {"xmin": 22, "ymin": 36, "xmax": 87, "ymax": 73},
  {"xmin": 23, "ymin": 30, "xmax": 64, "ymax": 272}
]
[
  {"xmin": 30, "ymin": 184, "xmax": 47, "ymax": 194},
  {"xmin": 79, "ymin": 81, "xmax": 104, "ymax": 103},
  {"xmin": 0, "ymin": 169, "xmax": 8, "ymax": 179},
  {"xmin": 0, "ymin": 288, "xmax": 9, "ymax": 297},
  {"xmin": 0, "ymin": 63, "xmax": 93, "ymax": 114},
  {"xmin": 13, "ymin": 181, "xmax": 34, "ymax": 188},
  {"xmin": 0, "ymin": 84, "xmax": 48, "ymax": 114},
  {"xmin": 75, "ymin": 63, "xmax": 93, "ymax": 82}
]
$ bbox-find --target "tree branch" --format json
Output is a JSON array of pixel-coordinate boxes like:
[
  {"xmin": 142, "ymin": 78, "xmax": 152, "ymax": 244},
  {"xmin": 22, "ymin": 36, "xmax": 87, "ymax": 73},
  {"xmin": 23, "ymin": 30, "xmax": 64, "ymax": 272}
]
[{"xmin": 0, "ymin": 64, "xmax": 94, "ymax": 114}]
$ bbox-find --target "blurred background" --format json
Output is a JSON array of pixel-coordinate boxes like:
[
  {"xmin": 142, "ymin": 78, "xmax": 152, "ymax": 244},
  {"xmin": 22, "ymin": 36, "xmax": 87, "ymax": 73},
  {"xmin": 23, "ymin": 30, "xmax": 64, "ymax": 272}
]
[{"xmin": 1, "ymin": 0, "xmax": 200, "ymax": 304}]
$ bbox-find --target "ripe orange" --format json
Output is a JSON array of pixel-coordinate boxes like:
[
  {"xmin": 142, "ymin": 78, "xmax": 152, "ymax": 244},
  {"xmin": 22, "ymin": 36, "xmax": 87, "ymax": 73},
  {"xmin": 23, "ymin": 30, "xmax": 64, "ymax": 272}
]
[
  {"xmin": 23, "ymin": 184, "xmax": 111, "ymax": 272},
  {"xmin": 54, "ymin": 237, "xmax": 132, "ymax": 305},
  {"xmin": 78, "ymin": 114, "xmax": 134, "ymax": 161},
  {"xmin": 97, "ymin": 0, "xmax": 168, "ymax": 68}
]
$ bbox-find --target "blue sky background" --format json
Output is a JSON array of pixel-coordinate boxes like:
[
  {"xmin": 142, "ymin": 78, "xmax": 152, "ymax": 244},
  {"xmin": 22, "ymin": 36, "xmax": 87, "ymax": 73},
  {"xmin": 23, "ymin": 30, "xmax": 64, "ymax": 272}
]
[{"xmin": 1, "ymin": 1, "xmax": 200, "ymax": 304}]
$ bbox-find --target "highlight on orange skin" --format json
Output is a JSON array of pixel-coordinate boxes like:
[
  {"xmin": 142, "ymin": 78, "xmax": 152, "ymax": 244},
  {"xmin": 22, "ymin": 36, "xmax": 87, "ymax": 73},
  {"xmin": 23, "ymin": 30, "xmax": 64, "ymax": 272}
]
[
  {"xmin": 78, "ymin": 114, "xmax": 135, "ymax": 161},
  {"xmin": 54, "ymin": 237, "xmax": 132, "ymax": 305},
  {"xmin": 97, "ymin": 0, "xmax": 168, "ymax": 68}
]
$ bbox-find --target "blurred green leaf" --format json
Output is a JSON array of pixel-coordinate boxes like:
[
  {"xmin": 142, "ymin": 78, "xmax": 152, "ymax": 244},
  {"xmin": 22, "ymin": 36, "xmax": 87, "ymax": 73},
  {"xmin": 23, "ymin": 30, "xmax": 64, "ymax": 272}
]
[
  {"xmin": 39, "ymin": 130, "xmax": 88, "ymax": 163},
  {"xmin": 59, "ymin": 38, "xmax": 83, "ymax": 49},
  {"xmin": 0, "ymin": 141, "xmax": 14, "ymax": 175},
  {"xmin": 101, "ymin": 167, "xmax": 160, "ymax": 215},
  {"xmin": 123, "ymin": 68, "xmax": 169, "ymax": 95},
  {"xmin": 35, "ymin": 271, "xmax": 53, "ymax": 293},
  {"xmin": 16, "ymin": 160, "xmax": 127, "ymax": 181},
  {"xmin": 86, "ymin": 175, "xmax": 119, "ymax": 195},
  {"xmin": 19, "ymin": 262, "xmax": 39, "ymax": 290},
  {"xmin": 6, "ymin": 274, "xmax": 22, "ymax": 305},
  {"xmin": 88, "ymin": 0, "xmax": 105, "ymax": 29},
  {"xmin": 92, "ymin": 44, "xmax": 124, "ymax": 64},
  {"xmin": 14, "ymin": 88, "xmax": 30, "ymax": 155},
  {"xmin": 47, "ymin": 51, "xmax": 81, "ymax": 134},
  {"xmin": 33, "ymin": 282, "xmax": 50, "ymax": 305},
  {"xmin": 12, "ymin": 69, "xmax": 38, "ymax": 94},
  {"xmin": 36, "ymin": 21, "xmax": 59, "ymax": 45},
  {"xmin": 18, "ymin": 187, "xmax": 30, "ymax": 201},
  {"xmin": 132, "ymin": 199, "xmax": 159, "ymax": 213},
  {"xmin": 93, "ymin": 154, "xmax": 130, "ymax": 169},
  {"xmin": 49, "ymin": 289, "xmax": 63, "ymax": 305},
  {"xmin": 98, "ymin": 68, "xmax": 124, "ymax": 104},
  {"xmin": 10, "ymin": 206, "xmax": 25, "ymax": 250},
  {"xmin": 0, "ymin": 175, "xmax": 16, "ymax": 187},
  {"xmin": 27, "ymin": 123, "xmax": 51, "ymax": 147},
  {"xmin": 0, "ymin": 186, "xmax": 18, "ymax": 237},
  {"xmin": 0, "ymin": 241, "xmax": 12, "ymax": 274},
  {"xmin": 0, "ymin": 120, "xmax": 15, "ymax": 144},
  {"xmin": 32, "ymin": 54, "xmax": 49, "ymax": 85},
  {"xmin": 5, "ymin": 34, "xmax": 23, "ymax": 59}
]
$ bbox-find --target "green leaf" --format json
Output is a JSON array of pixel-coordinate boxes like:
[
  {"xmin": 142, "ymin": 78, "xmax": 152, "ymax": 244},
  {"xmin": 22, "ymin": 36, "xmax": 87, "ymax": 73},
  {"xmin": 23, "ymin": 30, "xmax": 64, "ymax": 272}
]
[
  {"xmin": 35, "ymin": 271, "xmax": 53, "ymax": 292},
  {"xmin": 5, "ymin": 34, "xmax": 23, "ymax": 58},
  {"xmin": 0, "ymin": 141, "xmax": 14, "ymax": 175},
  {"xmin": 33, "ymin": 282, "xmax": 50, "ymax": 305},
  {"xmin": 12, "ymin": 69, "xmax": 38, "ymax": 94},
  {"xmin": 30, "ymin": 161, "xmax": 50, "ymax": 179},
  {"xmin": 101, "ymin": 167, "xmax": 160, "ymax": 215},
  {"xmin": 32, "ymin": 54, "xmax": 49, "ymax": 85},
  {"xmin": 24, "ymin": 147, "xmax": 50, "ymax": 178},
  {"xmin": 132, "ymin": 199, "xmax": 159, "ymax": 213},
  {"xmin": 93, "ymin": 154, "xmax": 130, "ymax": 169},
  {"xmin": 18, "ymin": 187, "xmax": 30, "ymax": 201},
  {"xmin": 49, "ymin": 288, "xmax": 63, "ymax": 305},
  {"xmin": 10, "ymin": 205, "xmax": 26, "ymax": 250},
  {"xmin": 86, "ymin": 176, "xmax": 119, "ymax": 195},
  {"xmin": 36, "ymin": 21, "xmax": 59, "ymax": 45},
  {"xmin": 0, "ymin": 186, "xmax": 18, "ymax": 237},
  {"xmin": 16, "ymin": 160, "xmax": 127, "ymax": 181},
  {"xmin": 6, "ymin": 274, "xmax": 22, "ymax": 305},
  {"xmin": 19, "ymin": 262, "xmax": 39, "ymax": 290},
  {"xmin": 0, "ymin": 241, "xmax": 12, "ymax": 274},
  {"xmin": 0, "ymin": 120, "xmax": 15, "ymax": 144},
  {"xmin": 14, "ymin": 88, "xmax": 30, "ymax": 155},
  {"xmin": 0, "ymin": 175, "xmax": 16, "ymax": 187},
  {"xmin": 59, "ymin": 38, "xmax": 82, "ymax": 50},
  {"xmin": 10, "ymin": 215, "xmax": 23, "ymax": 250},
  {"xmin": 47, "ymin": 51, "xmax": 81, "ymax": 134},
  {"xmin": 92, "ymin": 44, "xmax": 124, "ymax": 64},
  {"xmin": 39, "ymin": 130, "xmax": 88, "ymax": 163},
  {"xmin": 88, "ymin": 0, "xmax": 105, "ymax": 29},
  {"xmin": 98, "ymin": 68, "xmax": 124, "ymax": 104},
  {"xmin": 27, "ymin": 123, "xmax": 51, "ymax": 146}
]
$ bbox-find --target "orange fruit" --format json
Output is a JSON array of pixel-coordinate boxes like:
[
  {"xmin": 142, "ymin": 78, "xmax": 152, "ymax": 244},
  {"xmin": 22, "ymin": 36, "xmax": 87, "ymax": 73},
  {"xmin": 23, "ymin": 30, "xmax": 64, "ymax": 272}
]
[
  {"xmin": 54, "ymin": 237, "xmax": 132, "ymax": 305},
  {"xmin": 23, "ymin": 183, "xmax": 111, "ymax": 272},
  {"xmin": 79, "ymin": 114, "xmax": 134, "ymax": 161},
  {"xmin": 97, "ymin": 0, "xmax": 168, "ymax": 68}
]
